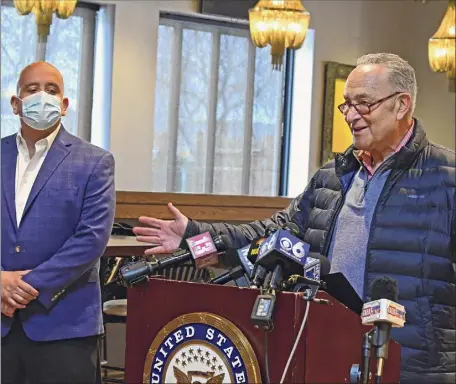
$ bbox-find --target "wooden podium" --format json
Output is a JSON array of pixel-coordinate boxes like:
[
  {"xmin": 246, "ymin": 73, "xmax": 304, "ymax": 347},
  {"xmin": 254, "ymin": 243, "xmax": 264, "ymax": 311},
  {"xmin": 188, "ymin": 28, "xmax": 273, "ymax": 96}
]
[{"xmin": 125, "ymin": 278, "xmax": 401, "ymax": 383}]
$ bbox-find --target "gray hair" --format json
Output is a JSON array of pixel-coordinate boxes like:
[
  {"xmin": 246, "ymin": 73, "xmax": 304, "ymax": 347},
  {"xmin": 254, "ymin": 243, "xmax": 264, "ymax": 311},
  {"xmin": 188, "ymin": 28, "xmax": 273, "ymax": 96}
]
[{"xmin": 357, "ymin": 53, "xmax": 417, "ymax": 115}]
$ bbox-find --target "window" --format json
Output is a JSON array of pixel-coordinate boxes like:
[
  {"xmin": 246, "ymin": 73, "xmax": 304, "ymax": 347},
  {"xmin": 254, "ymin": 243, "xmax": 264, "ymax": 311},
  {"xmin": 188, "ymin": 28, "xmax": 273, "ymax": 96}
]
[
  {"xmin": 153, "ymin": 14, "xmax": 290, "ymax": 197},
  {"xmin": 1, "ymin": 2, "xmax": 97, "ymax": 140}
]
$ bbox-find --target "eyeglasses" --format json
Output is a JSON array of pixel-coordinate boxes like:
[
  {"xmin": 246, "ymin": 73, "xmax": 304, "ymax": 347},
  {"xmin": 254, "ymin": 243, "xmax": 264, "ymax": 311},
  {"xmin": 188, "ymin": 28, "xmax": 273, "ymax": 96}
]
[{"xmin": 337, "ymin": 91, "xmax": 402, "ymax": 115}]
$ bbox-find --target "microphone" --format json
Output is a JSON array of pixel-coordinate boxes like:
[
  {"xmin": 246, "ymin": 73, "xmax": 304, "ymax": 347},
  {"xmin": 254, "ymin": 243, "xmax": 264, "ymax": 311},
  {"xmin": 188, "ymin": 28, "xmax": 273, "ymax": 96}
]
[
  {"xmin": 254, "ymin": 222, "xmax": 311, "ymax": 283},
  {"xmin": 361, "ymin": 277, "xmax": 406, "ymax": 383},
  {"xmin": 248, "ymin": 225, "xmax": 279, "ymax": 288},
  {"xmin": 236, "ymin": 244, "xmax": 255, "ymax": 275},
  {"xmin": 209, "ymin": 265, "xmax": 246, "ymax": 285},
  {"xmin": 250, "ymin": 264, "xmax": 268, "ymax": 289},
  {"xmin": 191, "ymin": 244, "xmax": 254, "ymax": 286},
  {"xmin": 304, "ymin": 255, "xmax": 331, "ymax": 280},
  {"xmin": 247, "ymin": 225, "xmax": 279, "ymax": 264},
  {"xmin": 207, "ymin": 227, "xmax": 283, "ymax": 288},
  {"xmin": 250, "ymin": 223, "xmax": 310, "ymax": 331},
  {"xmin": 283, "ymin": 255, "xmax": 330, "ymax": 300},
  {"xmin": 266, "ymin": 222, "xmax": 302, "ymax": 291},
  {"xmin": 209, "ymin": 243, "xmax": 257, "ymax": 287},
  {"xmin": 232, "ymin": 244, "xmax": 254, "ymax": 287},
  {"xmin": 119, "ymin": 232, "xmax": 228, "ymax": 287}
]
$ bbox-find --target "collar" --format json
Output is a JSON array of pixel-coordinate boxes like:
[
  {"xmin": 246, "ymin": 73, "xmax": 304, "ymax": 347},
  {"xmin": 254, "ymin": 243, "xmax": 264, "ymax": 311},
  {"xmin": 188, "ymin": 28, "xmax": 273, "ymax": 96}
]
[
  {"xmin": 354, "ymin": 121, "xmax": 415, "ymax": 176},
  {"xmin": 335, "ymin": 118, "xmax": 428, "ymax": 178},
  {"xmin": 16, "ymin": 123, "xmax": 61, "ymax": 154}
]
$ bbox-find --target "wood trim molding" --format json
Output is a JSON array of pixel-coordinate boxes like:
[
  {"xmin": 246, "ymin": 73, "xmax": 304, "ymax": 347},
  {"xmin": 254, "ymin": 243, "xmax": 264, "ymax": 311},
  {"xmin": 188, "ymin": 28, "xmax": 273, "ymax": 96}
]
[
  {"xmin": 321, "ymin": 61, "xmax": 356, "ymax": 165},
  {"xmin": 115, "ymin": 191, "xmax": 292, "ymax": 223}
]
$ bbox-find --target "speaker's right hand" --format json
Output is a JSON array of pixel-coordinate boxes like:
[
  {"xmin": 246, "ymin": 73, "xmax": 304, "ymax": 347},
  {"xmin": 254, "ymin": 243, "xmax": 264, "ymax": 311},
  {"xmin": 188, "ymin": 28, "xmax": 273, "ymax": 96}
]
[{"xmin": 133, "ymin": 203, "xmax": 189, "ymax": 255}]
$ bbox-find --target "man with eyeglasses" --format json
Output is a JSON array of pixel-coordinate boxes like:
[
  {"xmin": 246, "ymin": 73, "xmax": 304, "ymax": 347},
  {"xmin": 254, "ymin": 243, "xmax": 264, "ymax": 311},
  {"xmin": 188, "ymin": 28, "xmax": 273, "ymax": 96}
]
[{"xmin": 134, "ymin": 53, "xmax": 455, "ymax": 383}]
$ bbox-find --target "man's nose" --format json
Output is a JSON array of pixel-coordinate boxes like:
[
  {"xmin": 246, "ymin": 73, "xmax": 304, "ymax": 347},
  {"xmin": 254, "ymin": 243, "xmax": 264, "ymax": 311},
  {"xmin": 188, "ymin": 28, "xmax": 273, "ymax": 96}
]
[{"xmin": 345, "ymin": 105, "xmax": 361, "ymax": 125}]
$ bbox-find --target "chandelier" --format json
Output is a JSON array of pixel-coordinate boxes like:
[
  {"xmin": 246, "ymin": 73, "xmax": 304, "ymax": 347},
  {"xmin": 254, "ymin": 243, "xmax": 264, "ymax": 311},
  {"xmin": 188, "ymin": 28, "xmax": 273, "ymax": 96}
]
[
  {"xmin": 249, "ymin": 0, "xmax": 311, "ymax": 71},
  {"xmin": 13, "ymin": 0, "xmax": 78, "ymax": 41},
  {"xmin": 428, "ymin": 0, "xmax": 455, "ymax": 89}
]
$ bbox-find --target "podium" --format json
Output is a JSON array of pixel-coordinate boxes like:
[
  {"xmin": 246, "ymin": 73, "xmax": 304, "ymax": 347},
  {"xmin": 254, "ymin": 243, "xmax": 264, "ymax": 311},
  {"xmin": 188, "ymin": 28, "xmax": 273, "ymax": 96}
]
[{"xmin": 125, "ymin": 278, "xmax": 401, "ymax": 383}]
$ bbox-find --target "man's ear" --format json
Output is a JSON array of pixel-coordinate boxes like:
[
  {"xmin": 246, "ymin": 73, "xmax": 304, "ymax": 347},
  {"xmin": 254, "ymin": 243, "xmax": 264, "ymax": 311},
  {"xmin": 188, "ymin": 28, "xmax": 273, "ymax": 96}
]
[
  {"xmin": 10, "ymin": 96, "xmax": 21, "ymax": 116},
  {"xmin": 396, "ymin": 94, "xmax": 412, "ymax": 120},
  {"xmin": 61, "ymin": 97, "xmax": 69, "ymax": 117}
]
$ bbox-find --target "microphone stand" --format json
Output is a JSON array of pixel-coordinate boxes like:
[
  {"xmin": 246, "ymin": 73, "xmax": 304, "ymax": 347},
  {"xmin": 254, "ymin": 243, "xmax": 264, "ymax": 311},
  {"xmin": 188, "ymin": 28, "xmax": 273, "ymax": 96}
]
[
  {"xmin": 361, "ymin": 328, "xmax": 374, "ymax": 384},
  {"xmin": 269, "ymin": 264, "xmax": 283, "ymax": 291},
  {"xmin": 350, "ymin": 327, "xmax": 374, "ymax": 384},
  {"xmin": 373, "ymin": 322, "xmax": 392, "ymax": 384}
]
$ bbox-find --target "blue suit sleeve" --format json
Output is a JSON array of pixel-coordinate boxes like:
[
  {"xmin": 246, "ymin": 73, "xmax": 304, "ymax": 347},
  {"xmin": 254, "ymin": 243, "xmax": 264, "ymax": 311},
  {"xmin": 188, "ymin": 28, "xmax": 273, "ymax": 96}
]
[{"xmin": 22, "ymin": 153, "xmax": 116, "ymax": 309}]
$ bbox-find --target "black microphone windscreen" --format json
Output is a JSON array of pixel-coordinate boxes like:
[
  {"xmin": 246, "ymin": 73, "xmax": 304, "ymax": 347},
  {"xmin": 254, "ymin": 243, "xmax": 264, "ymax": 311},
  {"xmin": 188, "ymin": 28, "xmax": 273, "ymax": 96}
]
[{"xmin": 370, "ymin": 277, "xmax": 398, "ymax": 302}]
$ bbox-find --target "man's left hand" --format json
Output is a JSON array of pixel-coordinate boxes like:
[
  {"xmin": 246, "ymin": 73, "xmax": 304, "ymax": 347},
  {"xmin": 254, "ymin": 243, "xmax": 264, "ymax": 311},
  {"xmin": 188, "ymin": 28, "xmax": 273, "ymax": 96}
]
[
  {"xmin": 1, "ymin": 302, "xmax": 16, "ymax": 318},
  {"xmin": 1, "ymin": 270, "xmax": 38, "ymax": 309}
]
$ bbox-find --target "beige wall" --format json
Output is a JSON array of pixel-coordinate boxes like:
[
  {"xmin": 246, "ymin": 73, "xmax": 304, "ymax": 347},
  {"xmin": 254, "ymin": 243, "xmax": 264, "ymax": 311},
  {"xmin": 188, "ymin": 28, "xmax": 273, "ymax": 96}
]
[
  {"xmin": 99, "ymin": 0, "xmax": 454, "ymax": 190},
  {"xmin": 107, "ymin": 1, "xmax": 199, "ymax": 191}
]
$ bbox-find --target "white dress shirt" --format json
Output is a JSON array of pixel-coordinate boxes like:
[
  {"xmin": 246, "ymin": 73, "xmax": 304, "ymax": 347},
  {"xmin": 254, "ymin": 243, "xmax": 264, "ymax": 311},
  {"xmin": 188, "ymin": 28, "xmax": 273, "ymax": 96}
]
[{"xmin": 15, "ymin": 125, "xmax": 61, "ymax": 226}]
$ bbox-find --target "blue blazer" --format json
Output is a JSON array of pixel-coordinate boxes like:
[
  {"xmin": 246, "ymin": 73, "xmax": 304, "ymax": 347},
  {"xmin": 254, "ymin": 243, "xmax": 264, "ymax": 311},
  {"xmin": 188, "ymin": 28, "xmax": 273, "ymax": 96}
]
[{"xmin": 1, "ymin": 128, "xmax": 115, "ymax": 341}]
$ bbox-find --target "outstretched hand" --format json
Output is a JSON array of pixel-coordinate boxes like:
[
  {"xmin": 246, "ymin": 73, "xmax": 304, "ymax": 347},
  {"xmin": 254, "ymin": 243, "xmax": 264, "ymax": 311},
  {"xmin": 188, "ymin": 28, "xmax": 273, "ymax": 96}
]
[{"xmin": 133, "ymin": 203, "xmax": 189, "ymax": 255}]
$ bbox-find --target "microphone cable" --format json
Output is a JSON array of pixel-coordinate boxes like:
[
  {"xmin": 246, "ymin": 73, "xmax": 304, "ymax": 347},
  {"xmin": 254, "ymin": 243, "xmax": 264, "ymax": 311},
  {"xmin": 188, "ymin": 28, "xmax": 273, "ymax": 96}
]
[{"xmin": 279, "ymin": 298, "xmax": 311, "ymax": 384}]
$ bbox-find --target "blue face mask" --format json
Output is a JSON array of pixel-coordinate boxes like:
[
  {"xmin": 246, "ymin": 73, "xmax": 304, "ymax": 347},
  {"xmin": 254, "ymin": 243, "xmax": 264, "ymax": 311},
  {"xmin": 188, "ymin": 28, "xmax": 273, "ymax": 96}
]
[{"xmin": 20, "ymin": 91, "xmax": 62, "ymax": 130}]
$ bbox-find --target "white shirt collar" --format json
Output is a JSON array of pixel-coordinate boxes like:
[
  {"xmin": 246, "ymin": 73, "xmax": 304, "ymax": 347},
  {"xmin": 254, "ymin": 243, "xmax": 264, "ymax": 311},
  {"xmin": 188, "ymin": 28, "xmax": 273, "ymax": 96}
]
[{"xmin": 16, "ymin": 124, "xmax": 61, "ymax": 154}]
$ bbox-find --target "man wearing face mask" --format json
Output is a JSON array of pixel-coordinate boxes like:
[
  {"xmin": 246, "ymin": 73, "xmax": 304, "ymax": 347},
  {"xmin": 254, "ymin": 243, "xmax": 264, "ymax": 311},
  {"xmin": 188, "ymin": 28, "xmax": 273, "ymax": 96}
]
[
  {"xmin": 1, "ymin": 61, "xmax": 115, "ymax": 384},
  {"xmin": 134, "ymin": 53, "xmax": 455, "ymax": 383}
]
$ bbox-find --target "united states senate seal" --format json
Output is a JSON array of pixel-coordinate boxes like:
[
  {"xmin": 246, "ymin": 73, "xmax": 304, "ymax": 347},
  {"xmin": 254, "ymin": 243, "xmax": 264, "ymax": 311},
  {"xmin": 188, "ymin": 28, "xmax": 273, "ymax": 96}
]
[{"xmin": 143, "ymin": 312, "xmax": 261, "ymax": 383}]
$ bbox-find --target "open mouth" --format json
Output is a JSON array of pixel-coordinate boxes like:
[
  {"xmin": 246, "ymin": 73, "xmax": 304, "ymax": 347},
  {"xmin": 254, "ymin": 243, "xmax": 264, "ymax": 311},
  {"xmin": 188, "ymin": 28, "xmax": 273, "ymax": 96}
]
[{"xmin": 352, "ymin": 127, "xmax": 368, "ymax": 134}]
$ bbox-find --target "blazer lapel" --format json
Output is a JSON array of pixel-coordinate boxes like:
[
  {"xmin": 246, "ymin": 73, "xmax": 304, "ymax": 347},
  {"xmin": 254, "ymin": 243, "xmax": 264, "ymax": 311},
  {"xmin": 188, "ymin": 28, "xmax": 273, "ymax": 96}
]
[
  {"xmin": 1, "ymin": 135, "xmax": 19, "ymax": 229},
  {"xmin": 22, "ymin": 128, "xmax": 72, "ymax": 217}
]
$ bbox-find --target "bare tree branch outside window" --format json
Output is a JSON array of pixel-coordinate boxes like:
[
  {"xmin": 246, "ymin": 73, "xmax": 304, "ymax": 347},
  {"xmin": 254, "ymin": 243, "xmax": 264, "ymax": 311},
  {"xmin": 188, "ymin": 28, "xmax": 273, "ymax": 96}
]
[{"xmin": 152, "ymin": 17, "xmax": 285, "ymax": 196}]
